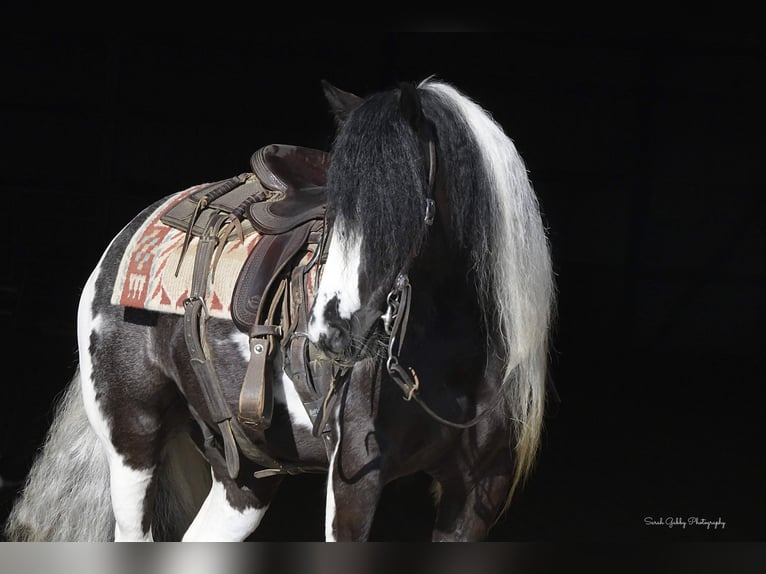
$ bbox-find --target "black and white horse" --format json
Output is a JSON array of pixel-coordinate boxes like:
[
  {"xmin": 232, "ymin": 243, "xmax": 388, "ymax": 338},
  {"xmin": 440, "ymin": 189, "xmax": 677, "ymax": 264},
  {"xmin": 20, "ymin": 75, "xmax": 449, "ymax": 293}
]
[{"xmin": 5, "ymin": 78, "xmax": 555, "ymax": 542}]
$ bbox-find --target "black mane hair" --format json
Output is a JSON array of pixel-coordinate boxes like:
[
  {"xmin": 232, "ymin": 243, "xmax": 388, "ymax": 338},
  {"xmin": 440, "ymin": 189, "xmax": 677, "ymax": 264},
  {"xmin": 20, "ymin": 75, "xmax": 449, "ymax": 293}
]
[
  {"xmin": 325, "ymin": 80, "xmax": 555, "ymax": 490},
  {"xmin": 326, "ymin": 84, "xmax": 493, "ymax": 298}
]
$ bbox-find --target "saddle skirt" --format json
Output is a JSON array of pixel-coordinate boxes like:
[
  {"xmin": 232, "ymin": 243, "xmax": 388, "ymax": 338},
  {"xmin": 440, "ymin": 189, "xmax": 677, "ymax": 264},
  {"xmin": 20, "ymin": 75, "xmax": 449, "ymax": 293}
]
[{"xmin": 110, "ymin": 186, "xmax": 319, "ymax": 319}]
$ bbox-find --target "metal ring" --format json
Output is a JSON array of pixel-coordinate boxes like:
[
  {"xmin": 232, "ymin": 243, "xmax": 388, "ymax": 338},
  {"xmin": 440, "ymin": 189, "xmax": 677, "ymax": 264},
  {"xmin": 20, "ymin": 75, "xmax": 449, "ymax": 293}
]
[{"xmin": 424, "ymin": 198, "xmax": 436, "ymax": 225}]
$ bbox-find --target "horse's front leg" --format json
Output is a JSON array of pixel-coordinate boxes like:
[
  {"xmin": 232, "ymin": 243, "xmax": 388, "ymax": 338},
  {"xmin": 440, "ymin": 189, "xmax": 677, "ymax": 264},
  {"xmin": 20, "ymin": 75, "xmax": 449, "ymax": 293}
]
[
  {"xmin": 182, "ymin": 448, "xmax": 283, "ymax": 542},
  {"xmin": 324, "ymin": 426, "xmax": 383, "ymax": 542},
  {"xmin": 430, "ymin": 444, "xmax": 515, "ymax": 542},
  {"xmin": 319, "ymin": 357, "xmax": 387, "ymax": 541}
]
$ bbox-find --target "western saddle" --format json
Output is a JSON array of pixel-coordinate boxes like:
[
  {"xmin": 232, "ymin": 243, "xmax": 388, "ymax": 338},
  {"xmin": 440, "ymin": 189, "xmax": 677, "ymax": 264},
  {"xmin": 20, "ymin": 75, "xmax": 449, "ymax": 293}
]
[{"xmin": 160, "ymin": 143, "xmax": 333, "ymax": 479}]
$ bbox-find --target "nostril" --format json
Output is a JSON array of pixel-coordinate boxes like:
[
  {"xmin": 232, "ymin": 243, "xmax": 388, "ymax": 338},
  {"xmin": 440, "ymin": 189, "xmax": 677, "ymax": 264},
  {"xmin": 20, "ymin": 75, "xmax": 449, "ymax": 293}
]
[{"xmin": 319, "ymin": 322, "xmax": 350, "ymax": 356}]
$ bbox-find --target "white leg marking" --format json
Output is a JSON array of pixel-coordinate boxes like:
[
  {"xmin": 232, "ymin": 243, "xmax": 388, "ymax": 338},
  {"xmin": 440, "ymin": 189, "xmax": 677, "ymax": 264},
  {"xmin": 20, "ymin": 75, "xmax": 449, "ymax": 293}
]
[
  {"xmin": 110, "ymin": 460, "xmax": 155, "ymax": 542},
  {"xmin": 183, "ymin": 470, "xmax": 267, "ymax": 542},
  {"xmin": 324, "ymin": 418, "xmax": 341, "ymax": 542},
  {"xmin": 308, "ymin": 220, "xmax": 363, "ymax": 344},
  {"xmin": 230, "ymin": 330, "xmax": 250, "ymax": 362}
]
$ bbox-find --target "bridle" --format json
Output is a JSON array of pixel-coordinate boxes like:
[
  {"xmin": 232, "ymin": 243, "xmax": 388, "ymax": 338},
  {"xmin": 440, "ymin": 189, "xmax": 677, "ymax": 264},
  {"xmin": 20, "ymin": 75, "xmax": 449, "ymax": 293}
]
[
  {"xmin": 314, "ymin": 94, "xmax": 507, "ymax": 432},
  {"xmin": 377, "ymin": 121, "xmax": 507, "ymax": 430},
  {"xmin": 381, "ymin": 130, "xmax": 435, "ymax": 403}
]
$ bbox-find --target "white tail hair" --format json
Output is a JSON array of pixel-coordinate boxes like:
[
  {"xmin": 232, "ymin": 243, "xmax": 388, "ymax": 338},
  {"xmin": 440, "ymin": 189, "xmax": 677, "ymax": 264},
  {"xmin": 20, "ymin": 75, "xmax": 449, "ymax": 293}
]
[
  {"xmin": 4, "ymin": 370, "xmax": 210, "ymax": 541},
  {"xmin": 421, "ymin": 80, "xmax": 555, "ymax": 496},
  {"xmin": 4, "ymin": 370, "xmax": 114, "ymax": 541}
]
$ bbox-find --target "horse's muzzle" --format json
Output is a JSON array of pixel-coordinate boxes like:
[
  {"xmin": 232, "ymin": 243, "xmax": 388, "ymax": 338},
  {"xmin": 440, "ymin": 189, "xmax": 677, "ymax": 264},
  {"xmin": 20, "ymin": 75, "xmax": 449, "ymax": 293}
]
[
  {"xmin": 312, "ymin": 305, "xmax": 383, "ymax": 365},
  {"xmin": 315, "ymin": 319, "xmax": 352, "ymax": 358}
]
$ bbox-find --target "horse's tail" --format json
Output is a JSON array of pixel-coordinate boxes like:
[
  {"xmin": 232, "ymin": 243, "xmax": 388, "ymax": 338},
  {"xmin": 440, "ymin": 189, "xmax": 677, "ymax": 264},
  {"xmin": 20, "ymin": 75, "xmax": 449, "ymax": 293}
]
[
  {"xmin": 4, "ymin": 369, "xmax": 210, "ymax": 541},
  {"xmin": 4, "ymin": 369, "xmax": 113, "ymax": 541}
]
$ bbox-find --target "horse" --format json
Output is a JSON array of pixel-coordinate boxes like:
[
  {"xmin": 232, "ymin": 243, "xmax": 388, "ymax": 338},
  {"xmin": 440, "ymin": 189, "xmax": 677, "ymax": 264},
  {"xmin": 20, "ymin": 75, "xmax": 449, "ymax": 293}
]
[{"xmin": 4, "ymin": 77, "xmax": 555, "ymax": 542}]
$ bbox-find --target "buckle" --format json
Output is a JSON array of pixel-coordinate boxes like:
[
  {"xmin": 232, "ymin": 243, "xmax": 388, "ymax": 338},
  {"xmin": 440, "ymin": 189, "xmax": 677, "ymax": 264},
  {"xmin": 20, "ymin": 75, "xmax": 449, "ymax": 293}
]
[{"xmin": 424, "ymin": 198, "xmax": 436, "ymax": 226}]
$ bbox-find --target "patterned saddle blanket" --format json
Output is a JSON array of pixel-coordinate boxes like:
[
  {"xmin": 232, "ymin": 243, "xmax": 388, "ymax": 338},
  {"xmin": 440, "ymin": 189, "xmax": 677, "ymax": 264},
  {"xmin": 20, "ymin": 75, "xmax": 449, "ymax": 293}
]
[
  {"xmin": 111, "ymin": 187, "xmax": 275, "ymax": 318},
  {"xmin": 110, "ymin": 144, "xmax": 328, "ymax": 322}
]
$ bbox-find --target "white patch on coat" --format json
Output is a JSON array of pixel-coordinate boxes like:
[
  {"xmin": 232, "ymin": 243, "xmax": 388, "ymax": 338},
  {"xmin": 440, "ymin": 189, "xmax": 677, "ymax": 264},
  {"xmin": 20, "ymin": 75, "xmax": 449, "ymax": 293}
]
[
  {"xmin": 110, "ymin": 461, "xmax": 156, "ymax": 542},
  {"xmin": 78, "ymin": 264, "xmax": 155, "ymax": 542},
  {"xmin": 182, "ymin": 471, "xmax": 267, "ymax": 542},
  {"xmin": 78, "ymin": 265, "xmax": 111, "ymax": 446},
  {"xmin": 281, "ymin": 371, "xmax": 313, "ymax": 432},
  {"xmin": 230, "ymin": 330, "xmax": 250, "ymax": 362},
  {"xmin": 324, "ymin": 415, "xmax": 342, "ymax": 542},
  {"xmin": 308, "ymin": 220, "xmax": 362, "ymax": 344}
]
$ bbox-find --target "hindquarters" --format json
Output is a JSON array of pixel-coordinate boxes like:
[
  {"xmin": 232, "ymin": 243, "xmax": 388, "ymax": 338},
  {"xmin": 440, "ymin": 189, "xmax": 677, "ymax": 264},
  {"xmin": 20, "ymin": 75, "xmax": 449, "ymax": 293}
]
[
  {"xmin": 3, "ymin": 367, "xmax": 210, "ymax": 542},
  {"xmin": 5, "ymin": 199, "xmax": 211, "ymax": 541},
  {"xmin": 65, "ymin": 192, "xmax": 328, "ymax": 541},
  {"xmin": 75, "ymin": 202, "xmax": 212, "ymax": 540}
]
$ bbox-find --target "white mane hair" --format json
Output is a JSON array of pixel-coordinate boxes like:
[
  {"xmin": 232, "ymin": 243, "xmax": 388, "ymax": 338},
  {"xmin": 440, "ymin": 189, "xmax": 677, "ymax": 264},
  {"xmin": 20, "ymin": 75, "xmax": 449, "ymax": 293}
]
[{"xmin": 420, "ymin": 79, "xmax": 556, "ymax": 492}]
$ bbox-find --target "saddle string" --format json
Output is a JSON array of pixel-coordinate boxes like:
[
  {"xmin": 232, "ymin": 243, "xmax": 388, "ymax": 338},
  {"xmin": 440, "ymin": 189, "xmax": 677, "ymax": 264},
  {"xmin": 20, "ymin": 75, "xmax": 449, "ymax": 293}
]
[
  {"xmin": 211, "ymin": 187, "xmax": 273, "ymax": 282},
  {"xmin": 175, "ymin": 173, "xmax": 249, "ymax": 276}
]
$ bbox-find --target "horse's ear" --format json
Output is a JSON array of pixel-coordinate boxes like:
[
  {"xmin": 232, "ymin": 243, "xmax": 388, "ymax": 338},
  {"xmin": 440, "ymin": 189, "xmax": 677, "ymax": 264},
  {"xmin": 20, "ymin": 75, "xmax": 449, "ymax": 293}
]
[
  {"xmin": 321, "ymin": 80, "xmax": 364, "ymax": 124},
  {"xmin": 398, "ymin": 82, "xmax": 424, "ymax": 133}
]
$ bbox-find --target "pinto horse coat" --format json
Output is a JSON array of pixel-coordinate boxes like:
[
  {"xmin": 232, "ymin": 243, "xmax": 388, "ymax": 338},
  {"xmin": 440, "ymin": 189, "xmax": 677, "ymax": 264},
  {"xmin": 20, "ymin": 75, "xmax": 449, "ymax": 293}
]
[{"xmin": 5, "ymin": 78, "xmax": 555, "ymax": 541}]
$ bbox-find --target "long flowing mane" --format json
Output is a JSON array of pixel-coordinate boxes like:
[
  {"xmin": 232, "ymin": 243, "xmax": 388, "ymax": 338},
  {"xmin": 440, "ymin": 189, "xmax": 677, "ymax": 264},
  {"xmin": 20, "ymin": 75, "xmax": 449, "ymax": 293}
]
[
  {"xmin": 421, "ymin": 80, "xmax": 555, "ymax": 490},
  {"xmin": 327, "ymin": 79, "xmax": 555, "ymax": 491}
]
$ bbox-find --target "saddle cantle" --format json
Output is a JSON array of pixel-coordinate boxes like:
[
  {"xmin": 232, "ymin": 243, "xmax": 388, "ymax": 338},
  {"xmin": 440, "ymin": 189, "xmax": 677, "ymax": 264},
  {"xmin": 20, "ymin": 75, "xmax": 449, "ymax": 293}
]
[
  {"xmin": 160, "ymin": 143, "xmax": 329, "ymax": 238},
  {"xmin": 248, "ymin": 144, "xmax": 328, "ymax": 234},
  {"xmin": 158, "ymin": 143, "xmax": 331, "ymax": 479}
]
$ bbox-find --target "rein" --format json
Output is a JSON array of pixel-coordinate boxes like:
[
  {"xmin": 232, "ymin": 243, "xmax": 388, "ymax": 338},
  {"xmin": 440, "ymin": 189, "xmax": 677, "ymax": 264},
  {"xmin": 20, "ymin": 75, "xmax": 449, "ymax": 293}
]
[{"xmin": 383, "ymin": 272, "xmax": 504, "ymax": 430}]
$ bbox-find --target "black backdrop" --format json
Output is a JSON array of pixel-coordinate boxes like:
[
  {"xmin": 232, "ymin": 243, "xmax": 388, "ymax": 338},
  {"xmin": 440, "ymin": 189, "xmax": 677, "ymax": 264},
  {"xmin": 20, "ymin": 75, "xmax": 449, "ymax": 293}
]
[{"xmin": 1, "ymin": 29, "xmax": 764, "ymax": 542}]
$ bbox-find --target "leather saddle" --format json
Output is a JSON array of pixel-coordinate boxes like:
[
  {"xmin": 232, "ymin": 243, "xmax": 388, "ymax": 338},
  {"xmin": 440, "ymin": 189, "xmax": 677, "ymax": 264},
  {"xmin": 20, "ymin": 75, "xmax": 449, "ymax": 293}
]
[
  {"xmin": 162, "ymin": 144, "xmax": 328, "ymax": 239},
  {"xmin": 248, "ymin": 144, "xmax": 328, "ymax": 233},
  {"xmin": 158, "ymin": 143, "xmax": 331, "ymax": 479},
  {"xmin": 161, "ymin": 143, "xmax": 328, "ymax": 328}
]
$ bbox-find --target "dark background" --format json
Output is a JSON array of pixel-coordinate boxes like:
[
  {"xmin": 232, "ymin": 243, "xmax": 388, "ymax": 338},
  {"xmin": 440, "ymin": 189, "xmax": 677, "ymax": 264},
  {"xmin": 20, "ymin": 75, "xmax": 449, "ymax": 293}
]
[{"xmin": 1, "ymin": 27, "xmax": 764, "ymax": 542}]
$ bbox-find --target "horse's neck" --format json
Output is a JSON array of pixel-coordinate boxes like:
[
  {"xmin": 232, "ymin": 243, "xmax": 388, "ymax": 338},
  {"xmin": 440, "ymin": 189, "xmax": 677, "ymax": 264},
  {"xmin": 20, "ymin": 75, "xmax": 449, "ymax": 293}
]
[
  {"xmin": 409, "ymin": 226, "xmax": 486, "ymax": 344},
  {"xmin": 399, "ymin": 231, "xmax": 493, "ymax": 400}
]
